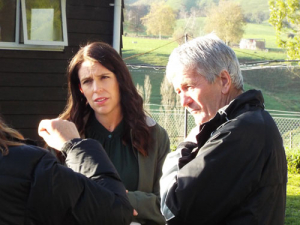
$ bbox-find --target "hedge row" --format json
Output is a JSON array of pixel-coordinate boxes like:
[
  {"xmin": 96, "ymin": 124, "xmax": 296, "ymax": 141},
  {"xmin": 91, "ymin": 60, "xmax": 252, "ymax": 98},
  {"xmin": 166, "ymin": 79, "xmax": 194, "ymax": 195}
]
[{"xmin": 285, "ymin": 147, "xmax": 300, "ymax": 174}]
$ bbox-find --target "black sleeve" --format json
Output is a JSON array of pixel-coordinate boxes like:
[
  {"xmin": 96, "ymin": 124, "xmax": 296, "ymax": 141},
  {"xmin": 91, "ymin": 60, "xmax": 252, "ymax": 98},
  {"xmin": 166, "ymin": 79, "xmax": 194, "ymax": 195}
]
[{"xmin": 27, "ymin": 139, "xmax": 133, "ymax": 225}]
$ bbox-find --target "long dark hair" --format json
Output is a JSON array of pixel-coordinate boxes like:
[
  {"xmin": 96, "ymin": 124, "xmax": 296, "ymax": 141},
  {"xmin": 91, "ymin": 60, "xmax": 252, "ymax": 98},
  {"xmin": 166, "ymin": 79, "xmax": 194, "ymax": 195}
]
[
  {"xmin": 60, "ymin": 42, "xmax": 151, "ymax": 156},
  {"xmin": 0, "ymin": 116, "xmax": 24, "ymax": 155}
]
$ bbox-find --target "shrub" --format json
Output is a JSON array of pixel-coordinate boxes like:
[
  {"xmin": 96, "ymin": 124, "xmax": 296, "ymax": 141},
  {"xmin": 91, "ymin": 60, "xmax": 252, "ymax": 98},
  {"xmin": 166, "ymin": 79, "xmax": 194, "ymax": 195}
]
[
  {"xmin": 170, "ymin": 144, "xmax": 178, "ymax": 152},
  {"xmin": 285, "ymin": 147, "xmax": 300, "ymax": 174}
]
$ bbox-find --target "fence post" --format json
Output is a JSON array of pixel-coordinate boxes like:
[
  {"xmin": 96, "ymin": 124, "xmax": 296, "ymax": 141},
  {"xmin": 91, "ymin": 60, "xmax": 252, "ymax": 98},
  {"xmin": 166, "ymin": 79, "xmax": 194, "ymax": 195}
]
[
  {"xmin": 184, "ymin": 110, "xmax": 188, "ymax": 138},
  {"xmin": 184, "ymin": 33, "xmax": 188, "ymax": 138},
  {"xmin": 290, "ymin": 131, "xmax": 292, "ymax": 148}
]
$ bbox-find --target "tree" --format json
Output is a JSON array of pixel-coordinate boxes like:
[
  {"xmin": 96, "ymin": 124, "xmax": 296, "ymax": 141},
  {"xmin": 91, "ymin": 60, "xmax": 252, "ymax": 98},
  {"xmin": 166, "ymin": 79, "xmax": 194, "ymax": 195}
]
[
  {"xmin": 245, "ymin": 11, "xmax": 268, "ymax": 24},
  {"xmin": 124, "ymin": 5, "xmax": 148, "ymax": 36},
  {"xmin": 172, "ymin": 7, "xmax": 200, "ymax": 45},
  {"xmin": 204, "ymin": 0, "xmax": 246, "ymax": 45},
  {"xmin": 269, "ymin": 0, "xmax": 300, "ymax": 60},
  {"xmin": 136, "ymin": 75, "xmax": 151, "ymax": 113},
  {"xmin": 159, "ymin": 75, "xmax": 184, "ymax": 145},
  {"xmin": 141, "ymin": 1, "xmax": 176, "ymax": 39},
  {"xmin": 197, "ymin": 0, "xmax": 218, "ymax": 11},
  {"xmin": 166, "ymin": 0, "xmax": 197, "ymax": 12},
  {"xmin": 252, "ymin": 11, "xmax": 268, "ymax": 24}
]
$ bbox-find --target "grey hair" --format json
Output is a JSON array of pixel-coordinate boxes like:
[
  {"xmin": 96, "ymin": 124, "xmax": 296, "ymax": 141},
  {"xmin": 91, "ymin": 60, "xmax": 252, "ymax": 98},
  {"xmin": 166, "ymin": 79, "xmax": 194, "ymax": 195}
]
[{"xmin": 166, "ymin": 33, "xmax": 243, "ymax": 90}]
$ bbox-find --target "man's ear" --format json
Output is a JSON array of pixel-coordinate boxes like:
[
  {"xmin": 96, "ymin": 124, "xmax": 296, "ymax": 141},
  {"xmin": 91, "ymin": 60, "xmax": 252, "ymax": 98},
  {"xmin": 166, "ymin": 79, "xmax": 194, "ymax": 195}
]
[{"xmin": 220, "ymin": 70, "xmax": 231, "ymax": 94}]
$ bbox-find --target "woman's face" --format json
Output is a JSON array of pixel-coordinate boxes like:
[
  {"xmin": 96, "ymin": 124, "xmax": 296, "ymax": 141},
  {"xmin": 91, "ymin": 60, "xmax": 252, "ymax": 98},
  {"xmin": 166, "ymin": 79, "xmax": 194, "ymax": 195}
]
[{"xmin": 78, "ymin": 60, "xmax": 122, "ymax": 121}]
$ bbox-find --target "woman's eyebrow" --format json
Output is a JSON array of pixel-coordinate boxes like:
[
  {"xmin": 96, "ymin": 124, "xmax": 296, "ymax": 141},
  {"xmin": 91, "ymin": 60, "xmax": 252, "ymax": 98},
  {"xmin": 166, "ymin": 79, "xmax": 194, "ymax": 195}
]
[{"xmin": 95, "ymin": 72, "xmax": 113, "ymax": 76}]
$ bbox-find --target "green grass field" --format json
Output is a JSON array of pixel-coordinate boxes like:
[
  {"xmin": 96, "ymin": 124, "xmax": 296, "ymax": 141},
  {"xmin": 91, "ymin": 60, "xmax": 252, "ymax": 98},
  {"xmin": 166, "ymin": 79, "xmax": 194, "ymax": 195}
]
[
  {"xmin": 286, "ymin": 173, "xmax": 300, "ymax": 225},
  {"xmin": 123, "ymin": 37, "xmax": 178, "ymax": 66},
  {"xmin": 243, "ymin": 22, "xmax": 278, "ymax": 48},
  {"xmin": 123, "ymin": 20, "xmax": 300, "ymax": 112},
  {"xmin": 123, "ymin": 18, "xmax": 287, "ymax": 64},
  {"xmin": 236, "ymin": 0, "xmax": 270, "ymax": 14}
]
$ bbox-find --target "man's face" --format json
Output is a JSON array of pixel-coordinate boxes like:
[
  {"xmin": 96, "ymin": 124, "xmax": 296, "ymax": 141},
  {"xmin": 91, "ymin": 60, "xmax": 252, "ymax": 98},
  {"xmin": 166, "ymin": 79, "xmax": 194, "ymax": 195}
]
[{"xmin": 172, "ymin": 68, "xmax": 224, "ymax": 125}]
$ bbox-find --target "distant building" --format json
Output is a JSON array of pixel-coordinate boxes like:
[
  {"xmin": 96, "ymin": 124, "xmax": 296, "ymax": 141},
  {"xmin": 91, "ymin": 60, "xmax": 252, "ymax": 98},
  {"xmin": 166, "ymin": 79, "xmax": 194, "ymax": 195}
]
[{"xmin": 239, "ymin": 38, "xmax": 265, "ymax": 50}]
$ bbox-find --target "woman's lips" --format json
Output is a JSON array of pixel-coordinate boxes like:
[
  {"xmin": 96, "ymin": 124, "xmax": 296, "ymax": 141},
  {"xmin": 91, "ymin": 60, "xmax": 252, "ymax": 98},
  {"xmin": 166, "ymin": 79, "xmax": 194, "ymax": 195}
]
[{"xmin": 94, "ymin": 97, "xmax": 108, "ymax": 105}]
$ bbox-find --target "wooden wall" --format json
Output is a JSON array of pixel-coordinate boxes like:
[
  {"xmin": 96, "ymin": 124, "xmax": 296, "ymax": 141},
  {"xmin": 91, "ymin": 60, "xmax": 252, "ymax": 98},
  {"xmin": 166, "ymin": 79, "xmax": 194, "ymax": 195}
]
[{"xmin": 0, "ymin": 0, "xmax": 120, "ymax": 143}]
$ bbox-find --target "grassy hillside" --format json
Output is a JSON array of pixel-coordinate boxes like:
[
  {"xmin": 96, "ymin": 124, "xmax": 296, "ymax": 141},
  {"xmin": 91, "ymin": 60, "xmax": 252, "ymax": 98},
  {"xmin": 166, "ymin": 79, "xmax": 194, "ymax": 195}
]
[
  {"xmin": 234, "ymin": 0, "xmax": 269, "ymax": 14},
  {"xmin": 123, "ymin": 37, "xmax": 178, "ymax": 66},
  {"xmin": 124, "ymin": 18, "xmax": 286, "ymax": 65},
  {"xmin": 243, "ymin": 69, "xmax": 300, "ymax": 111},
  {"xmin": 128, "ymin": 66, "xmax": 300, "ymax": 112},
  {"xmin": 177, "ymin": 17, "xmax": 278, "ymax": 48},
  {"xmin": 243, "ymin": 22, "xmax": 278, "ymax": 49},
  {"xmin": 126, "ymin": 0, "xmax": 270, "ymax": 14},
  {"xmin": 122, "ymin": 20, "xmax": 300, "ymax": 112}
]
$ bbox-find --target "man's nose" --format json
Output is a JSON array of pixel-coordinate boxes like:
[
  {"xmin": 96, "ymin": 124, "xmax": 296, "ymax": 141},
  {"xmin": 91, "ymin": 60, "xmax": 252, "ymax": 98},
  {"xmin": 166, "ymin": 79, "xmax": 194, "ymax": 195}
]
[{"xmin": 181, "ymin": 92, "xmax": 192, "ymax": 108}]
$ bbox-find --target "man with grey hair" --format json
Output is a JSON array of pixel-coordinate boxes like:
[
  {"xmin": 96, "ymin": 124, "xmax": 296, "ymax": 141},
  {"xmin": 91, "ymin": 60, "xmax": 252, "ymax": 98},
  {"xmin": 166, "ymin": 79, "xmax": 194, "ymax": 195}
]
[{"xmin": 160, "ymin": 33, "xmax": 287, "ymax": 224}]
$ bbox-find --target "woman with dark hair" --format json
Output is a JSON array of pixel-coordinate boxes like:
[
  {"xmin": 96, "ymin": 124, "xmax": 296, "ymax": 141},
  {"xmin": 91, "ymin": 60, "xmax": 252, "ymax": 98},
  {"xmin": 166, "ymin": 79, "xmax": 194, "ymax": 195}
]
[
  {"xmin": 59, "ymin": 42, "xmax": 170, "ymax": 225},
  {"xmin": 0, "ymin": 116, "xmax": 133, "ymax": 224}
]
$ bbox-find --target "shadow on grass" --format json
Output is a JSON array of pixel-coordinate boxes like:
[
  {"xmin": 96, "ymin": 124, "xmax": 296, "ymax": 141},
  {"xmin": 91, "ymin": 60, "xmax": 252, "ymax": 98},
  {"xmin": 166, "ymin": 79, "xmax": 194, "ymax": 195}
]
[{"xmin": 285, "ymin": 195, "xmax": 300, "ymax": 225}]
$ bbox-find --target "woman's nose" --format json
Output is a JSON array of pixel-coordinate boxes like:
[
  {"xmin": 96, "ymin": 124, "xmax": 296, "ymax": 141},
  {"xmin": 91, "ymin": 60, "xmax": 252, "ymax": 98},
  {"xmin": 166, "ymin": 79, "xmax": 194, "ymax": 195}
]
[{"xmin": 92, "ymin": 81, "xmax": 102, "ymax": 92}]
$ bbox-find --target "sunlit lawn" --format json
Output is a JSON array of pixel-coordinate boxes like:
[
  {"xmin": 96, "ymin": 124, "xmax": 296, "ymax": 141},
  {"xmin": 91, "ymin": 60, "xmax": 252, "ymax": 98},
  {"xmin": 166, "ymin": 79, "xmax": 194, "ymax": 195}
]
[
  {"xmin": 122, "ymin": 36, "xmax": 178, "ymax": 66},
  {"xmin": 243, "ymin": 22, "xmax": 278, "ymax": 49},
  {"xmin": 286, "ymin": 173, "xmax": 300, "ymax": 224}
]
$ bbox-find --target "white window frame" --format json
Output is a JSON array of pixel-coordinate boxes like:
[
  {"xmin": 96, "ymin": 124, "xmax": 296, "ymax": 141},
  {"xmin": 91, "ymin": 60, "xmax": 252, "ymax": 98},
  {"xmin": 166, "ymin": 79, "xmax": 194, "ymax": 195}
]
[{"xmin": 0, "ymin": 0, "xmax": 68, "ymax": 51}]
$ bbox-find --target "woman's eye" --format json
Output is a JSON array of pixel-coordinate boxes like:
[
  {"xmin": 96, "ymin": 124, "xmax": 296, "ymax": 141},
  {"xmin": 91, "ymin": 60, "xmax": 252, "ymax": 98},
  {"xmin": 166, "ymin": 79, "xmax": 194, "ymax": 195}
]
[{"xmin": 82, "ymin": 79, "xmax": 91, "ymax": 84}]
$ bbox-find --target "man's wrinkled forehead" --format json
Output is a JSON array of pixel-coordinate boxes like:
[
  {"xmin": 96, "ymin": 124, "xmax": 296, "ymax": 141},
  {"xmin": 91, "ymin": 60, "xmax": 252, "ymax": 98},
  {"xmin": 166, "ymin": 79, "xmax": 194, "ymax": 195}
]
[
  {"xmin": 168, "ymin": 62, "xmax": 193, "ymax": 79},
  {"xmin": 171, "ymin": 68, "xmax": 199, "ymax": 89}
]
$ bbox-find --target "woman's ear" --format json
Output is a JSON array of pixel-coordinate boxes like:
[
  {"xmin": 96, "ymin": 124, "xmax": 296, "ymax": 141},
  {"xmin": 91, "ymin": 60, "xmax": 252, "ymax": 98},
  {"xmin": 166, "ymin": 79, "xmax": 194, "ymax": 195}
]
[
  {"xmin": 220, "ymin": 70, "xmax": 231, "ymax": 94},
  {"xmin": 78, "ymin": 84, "xmax": 83, "ymax": 93}
]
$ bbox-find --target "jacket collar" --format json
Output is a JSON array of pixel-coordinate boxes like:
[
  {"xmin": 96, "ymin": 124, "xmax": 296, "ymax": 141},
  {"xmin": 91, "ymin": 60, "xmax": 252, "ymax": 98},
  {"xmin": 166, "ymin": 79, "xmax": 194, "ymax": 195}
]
[
  {"xmin": 218, "ymin": 89, "xmax": 264, "ymax": 119},
  {"xmin": 196, "ymin": 89, "xmax": 264, "ymax": 148}
]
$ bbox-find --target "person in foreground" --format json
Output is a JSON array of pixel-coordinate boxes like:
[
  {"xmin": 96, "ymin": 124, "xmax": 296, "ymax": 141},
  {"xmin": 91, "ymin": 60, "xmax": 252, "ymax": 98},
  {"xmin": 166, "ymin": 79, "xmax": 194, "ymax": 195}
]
[
  {"xmin": 160, "ymin": 33, "xmax": 287, "ymax": 225},
  {"xmin": 0, "ymin": 116, "xmax": 133, "ymax": 225},
  {"xmin": 59, "ymin": 42, "xmax": 170, "ymax": 225}
]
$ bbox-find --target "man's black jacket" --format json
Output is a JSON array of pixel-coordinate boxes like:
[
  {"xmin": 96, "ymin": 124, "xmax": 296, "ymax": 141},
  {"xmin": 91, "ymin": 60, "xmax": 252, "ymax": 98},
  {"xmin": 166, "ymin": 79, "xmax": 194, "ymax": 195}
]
[{"xmin": 160, "ymin": 90, "xmax": 287, "ymax": 225}]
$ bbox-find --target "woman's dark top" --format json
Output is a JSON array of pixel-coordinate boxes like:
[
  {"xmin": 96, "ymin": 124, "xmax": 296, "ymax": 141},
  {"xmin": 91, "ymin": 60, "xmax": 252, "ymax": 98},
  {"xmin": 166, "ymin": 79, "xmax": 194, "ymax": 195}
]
[{"xmin": 85, "ymin": 114, "xmax": 139, "ymax": 191}]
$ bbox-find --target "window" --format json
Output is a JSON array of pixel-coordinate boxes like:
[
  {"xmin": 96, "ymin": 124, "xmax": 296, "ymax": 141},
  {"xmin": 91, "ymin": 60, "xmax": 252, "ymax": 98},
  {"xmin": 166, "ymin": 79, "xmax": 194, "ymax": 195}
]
[{"xmin": 0, "ymin": 0, "xmax": 68, "ymax": 51}]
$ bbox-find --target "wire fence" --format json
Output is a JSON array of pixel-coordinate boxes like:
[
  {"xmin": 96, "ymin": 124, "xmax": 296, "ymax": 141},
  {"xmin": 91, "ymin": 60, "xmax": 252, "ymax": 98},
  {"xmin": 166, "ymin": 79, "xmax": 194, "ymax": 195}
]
[
  {"xmin": 148, "ymin": 109, "xmax": 300, "ymax": 150},
  {"xmin": 128, "ymin": 65, "xmax": 300, "ymax": 150},
  {"xmin": 274, "ymin": 117, "xmax": 300, "ymax": 149}
]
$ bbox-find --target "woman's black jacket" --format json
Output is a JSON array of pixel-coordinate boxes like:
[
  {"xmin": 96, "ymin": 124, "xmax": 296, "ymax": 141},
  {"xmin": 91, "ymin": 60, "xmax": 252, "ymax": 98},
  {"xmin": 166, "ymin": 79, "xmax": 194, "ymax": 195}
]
[{"xmin": 0, "ymin": 138, "xmax": 133, "ymax": 225}]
